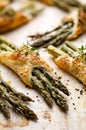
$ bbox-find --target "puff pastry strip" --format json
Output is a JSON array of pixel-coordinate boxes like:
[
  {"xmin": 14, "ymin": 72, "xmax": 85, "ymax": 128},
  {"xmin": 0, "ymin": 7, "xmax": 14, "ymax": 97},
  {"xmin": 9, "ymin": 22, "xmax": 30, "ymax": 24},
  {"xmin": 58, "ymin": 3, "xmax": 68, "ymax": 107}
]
[
  {"xmin": 0, "ymin": 1, "xmax": 43, "ymax": 33},
  {"xmin": 0, "ymin": 0, "xmax": 11, "ymax": 9}
]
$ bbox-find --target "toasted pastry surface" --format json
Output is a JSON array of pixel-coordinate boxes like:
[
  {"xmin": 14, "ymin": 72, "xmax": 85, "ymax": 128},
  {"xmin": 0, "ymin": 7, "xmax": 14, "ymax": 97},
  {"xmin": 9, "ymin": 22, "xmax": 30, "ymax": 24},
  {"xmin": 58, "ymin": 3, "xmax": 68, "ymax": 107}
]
[
  {"xmin": 55, "ymin": 55, "xmax": 86, "ymax": 85},
  {"xmin": 62, "ymin": 9, "xmax": 86, "ymax": 40},
  {"xmin": 39, "ymin": 0, "xmax": 54, "ymax": 5},
  {"xmin": 0, "ymin": 9, "xmax": 29, "ymax": 33},
  {"xmin": 0, "ymin": 0, "xmax": 10, "ymax": 8}
]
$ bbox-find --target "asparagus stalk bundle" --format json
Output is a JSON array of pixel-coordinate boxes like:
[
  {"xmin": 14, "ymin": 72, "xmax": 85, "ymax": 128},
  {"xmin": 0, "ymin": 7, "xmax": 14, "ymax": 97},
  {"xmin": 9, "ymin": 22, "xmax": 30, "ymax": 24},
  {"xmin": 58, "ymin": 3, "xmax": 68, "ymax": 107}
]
[
  {"xmin": 29, "ymin": 9, "xmax": 86, "ymax": 48},
  {"xmin": 39, "ymin": 0, "xmax": 86, "ymax": 12},
  {"xmin": 0, "ymin": 72, "xmax": 37, "ymax": 120},
  {"xmin": 48, "ymin": 41, "xmax": 86, "ymax": 86},
  {"xmin": 29, "ymin": 21, "xmax": 73, "ymax": 48},
  {"xmin": 0, "ymin": 1, "xmax": 43, "ymax": 33},
  {"xmin": 0, "ymin": 37, "xmax": 69, "ymax": 112}
]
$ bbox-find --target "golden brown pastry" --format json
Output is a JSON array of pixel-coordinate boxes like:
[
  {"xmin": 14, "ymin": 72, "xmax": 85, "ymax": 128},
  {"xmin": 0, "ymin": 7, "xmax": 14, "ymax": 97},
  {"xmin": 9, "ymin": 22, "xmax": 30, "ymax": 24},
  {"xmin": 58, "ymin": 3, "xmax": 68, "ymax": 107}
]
[
  {"xmin": 39, "ymin": 0, "xmax": 54, "ymax": 5},
  {"xmin": 62, "ymin": 9, "xmax": 86, "ymax": 40},
  {"xmin": 0, "ymin": 1, "xmax": 43, "ymax": 33},
  {"xmin": 0, "ymin": 9, "xmax": 29, "ymax": 33},
  {"xmin": 0, "ymin": 0, "xmax": 11, "ymax": 9}
]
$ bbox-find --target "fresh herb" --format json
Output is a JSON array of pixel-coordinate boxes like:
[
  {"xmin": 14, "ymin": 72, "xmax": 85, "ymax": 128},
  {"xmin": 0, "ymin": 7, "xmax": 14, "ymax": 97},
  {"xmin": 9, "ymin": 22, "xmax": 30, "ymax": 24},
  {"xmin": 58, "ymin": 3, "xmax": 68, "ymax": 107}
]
[
  {"xmin": 17, "ymin": 49, "xmax": 22, "ymax": 53},
  {"xmin": 0, "ymin": 8, "xmax": 3, "ymax": 12},
  {"xmin": 78, "ymin": 45, "xmax": 86, "ymax": 54},
  {"xmin": 4, "ymin": 9, "xmax": 15, "ymax": 17},
  {"xmin": 25, "ymin": 51, "xmax": 28, "ymax": 56},
  {"xmin": 30, "ymin": 47, "xmax": 36, "ymax": 51},
  {"xmin": 36, "ymin": 51, "xmax": 39, "ymax": 56}
]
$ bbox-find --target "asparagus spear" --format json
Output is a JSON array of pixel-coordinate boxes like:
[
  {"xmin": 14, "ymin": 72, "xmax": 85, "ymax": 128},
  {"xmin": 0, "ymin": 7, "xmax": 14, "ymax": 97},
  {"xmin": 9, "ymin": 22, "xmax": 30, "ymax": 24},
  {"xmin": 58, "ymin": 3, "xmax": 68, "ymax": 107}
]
[
  {"xmin": 29, "ymin": 21, "xmax": 73, "ymax": 48},
  {"xmin": 0, "ymin": 86, "xmax": 38, "ymax": 120},
  {"xmin": 35, "ymin": 67, "xmax": 69, "ymax": 95},
  {"xmin": 0, "ymin": 81, "xmax": 33, "ymax": 102},
  {"xmin": 0, "ymin": 99, "xmax": 10, "ymax": 119},
  {"xmin": 0, "ymin": 72, "xmax": 36, "ymax": 120},
  {"xmin": 0, "ymin": 37, "xmax": 16, "ymax": 51},
  {"xmin": 48, "ymin": 42, "xmax": 77, "ymax": 58},
  {"xmin": 31, "ymin": 77, "xmax": 53, "ymax": 108},
  {"xmin": 65, "ymin": 41, "xmax": 86, "ymax": 55},
  {"xmin": 0, "ymin": 75, "xmax": 33, "ymax": 102},
  {"xmin": 61, "ymin": 42, "xmax": 86, "ymax": 64},
  {"xmin": 48, "ymin": 41, "xmax": 86, "ymax": 61}
]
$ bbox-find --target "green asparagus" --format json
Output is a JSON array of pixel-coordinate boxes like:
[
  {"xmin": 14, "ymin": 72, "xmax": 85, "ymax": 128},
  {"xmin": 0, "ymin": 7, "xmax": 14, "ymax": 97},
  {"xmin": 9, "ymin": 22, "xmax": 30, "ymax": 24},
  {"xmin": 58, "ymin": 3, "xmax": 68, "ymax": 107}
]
[
  {"xmin": 0, "ymin": 76, "xmax": 33, "ymax": 102},
  {"xmin": 0, "ymin": 85, "xmax": 38, "ymax": 120},
  {"xmin": 32, "ymin": 68, "xmax": 68, "ymax": 111},
  {"xmin": 47, "ymin": 42, "xmax": 80, "ymax": 58},
  {"xmin": 48, "ymin": 41, "xmax": 86, "ymax": 59},
  {"xmin": 29, "ymin": 21, "xmax": 73, "ymax": 48},
  {"xmin": 31, "ymin": 77, "xmax": 53, "ymax": 107}
]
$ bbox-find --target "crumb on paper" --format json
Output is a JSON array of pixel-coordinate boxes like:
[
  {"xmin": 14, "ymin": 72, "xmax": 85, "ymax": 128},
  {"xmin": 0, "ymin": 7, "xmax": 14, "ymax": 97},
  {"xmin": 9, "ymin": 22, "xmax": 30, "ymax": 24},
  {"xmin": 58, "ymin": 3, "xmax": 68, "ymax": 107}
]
[
  {"xmin": 43, "ymin": 126, "xmax": 45, "ymax": 129},
  {"xmin": 7, "ymin": 80, "xmax": 11, "ymax": 85},
  {"xmin": 37, "ymin": 99, "xmax": 40, "ymax": 102},
  {"xmin": 78, "ymin": 97, "xmax": 80, "ymax": 99},
  {"xmin": 0, "ymin": 117, "xmax": 29, "ymax": 128},
  {"xmin": 75, "ymin": 88, "xmax": 80, "ymax": 91},
  {"xmin": 73, "ymin": 103, "xmax": 75, "ymax": 105},
  {"xmin": 26, "ymin": 92, "xmax": 29, "ymax": 95},
  {"xmin": 58, "ymin": 76, "xmax": 62, "ymax": 80},
  {"xmin": 36, "ymin": 95, "xmax": 39, "ymax": 98},
  {"xmin": 65, "ymin": 82, "xmax": 69, "ymax": 86},
  {"xmin": 74, "ymin": 108, "xmax": 76, "ymax": 110},
  {"xmin": 80, "ymin": 90, "xmax": 83, "ymax": 95},
  {"xmin": 43, "ymin": 111, "xmax": 51, "ymax": 122}
]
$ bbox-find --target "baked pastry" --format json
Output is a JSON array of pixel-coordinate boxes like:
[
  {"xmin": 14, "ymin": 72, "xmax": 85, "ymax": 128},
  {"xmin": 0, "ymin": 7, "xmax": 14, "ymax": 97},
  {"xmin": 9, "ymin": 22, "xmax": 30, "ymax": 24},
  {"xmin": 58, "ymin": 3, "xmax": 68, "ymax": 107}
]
[
  {"xmin": 0, "ymin": 1, "xmax": 43, "ymax": 33},
  {"xmin": 0, "ymin": 0, "xmax": 11, "ymax": 9}
]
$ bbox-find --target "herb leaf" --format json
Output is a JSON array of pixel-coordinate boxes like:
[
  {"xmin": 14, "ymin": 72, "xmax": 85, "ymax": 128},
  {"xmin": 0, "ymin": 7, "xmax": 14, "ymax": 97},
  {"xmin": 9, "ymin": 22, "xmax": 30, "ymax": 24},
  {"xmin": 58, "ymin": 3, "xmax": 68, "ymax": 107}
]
[{"xmin": 78, "ymin": 45, "xmax": 86, "ymax": 54}]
